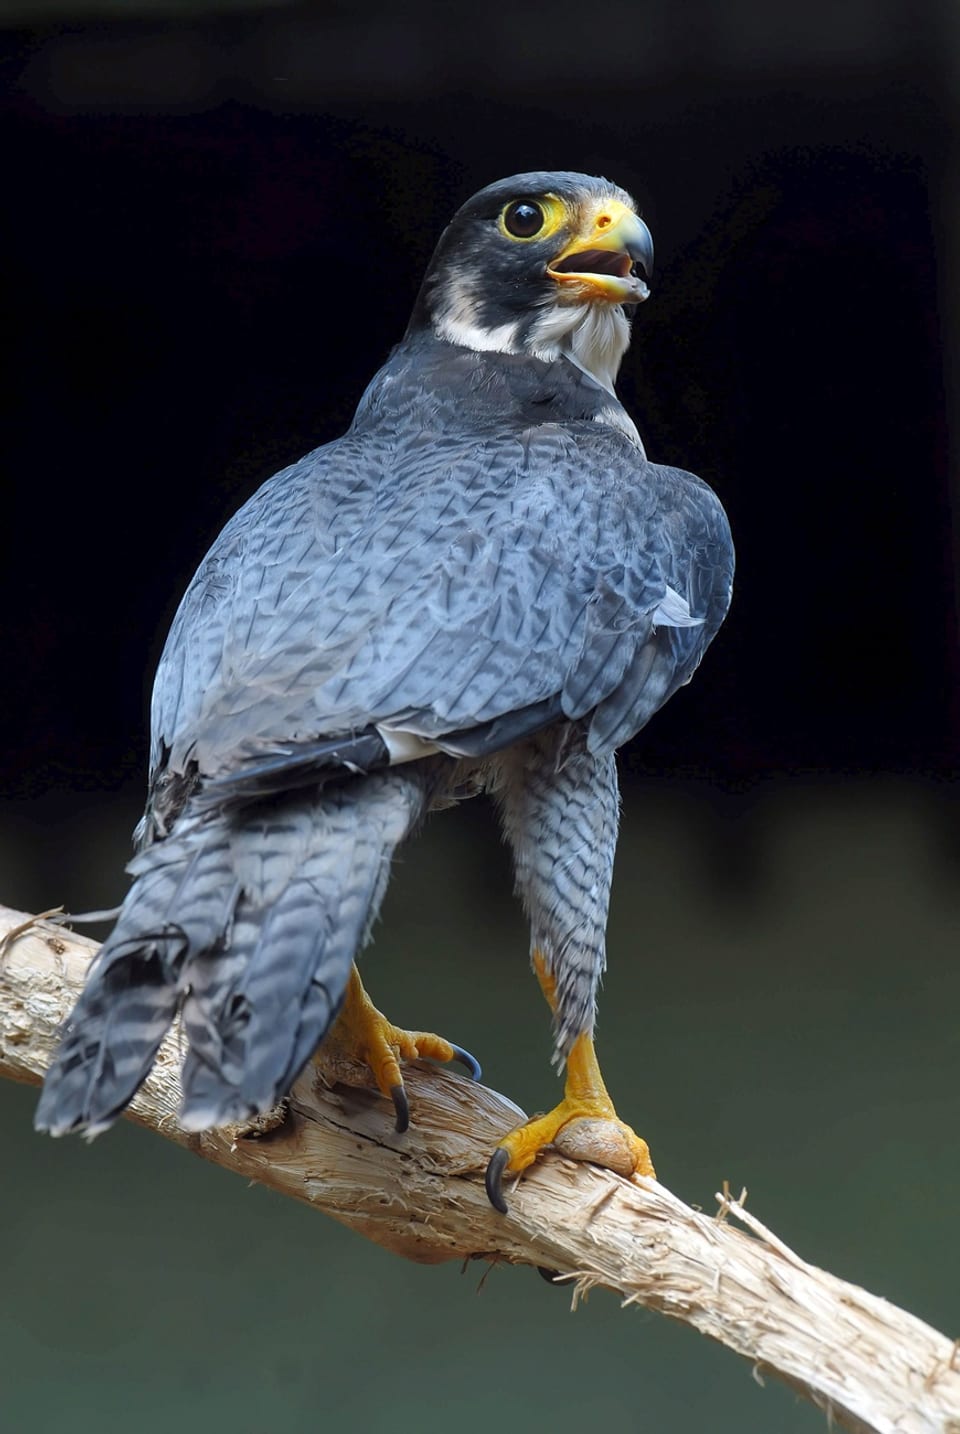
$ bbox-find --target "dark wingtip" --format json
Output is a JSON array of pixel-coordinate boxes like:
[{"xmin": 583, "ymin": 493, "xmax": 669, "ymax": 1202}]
[
  {"xmin": 390, "ymin": 1083, "xmax": 410, "ymax": 1134},
  {"xmin": 450, "ymin": 1044, "xmax": 482, "ymax": 1082},
  {"xmin": 485, "ymin": 1146, "xmax": 510, "ymax": 1214},
  {"xmin": 197, "ymin": 728, "xmax": 391, "ymax": 809}
]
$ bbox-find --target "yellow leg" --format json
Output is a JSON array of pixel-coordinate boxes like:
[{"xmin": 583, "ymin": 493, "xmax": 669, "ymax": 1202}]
[
  {"xmin": 486, "ymin": 950, "xmax": 655, "ymax": 1212},
  {"xmin": 317, "ymin": 965, "xmax": 480, "ymax": 1131}
]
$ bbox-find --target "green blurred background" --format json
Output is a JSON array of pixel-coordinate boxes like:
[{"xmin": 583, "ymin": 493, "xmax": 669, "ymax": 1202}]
[
  {"xmin": 3, "ymin": 779, "xmax": 958, "ymax": 1432},
  {"xmin": 2, "ymin": 0, "xmax": 959, "ymax": 1430}
]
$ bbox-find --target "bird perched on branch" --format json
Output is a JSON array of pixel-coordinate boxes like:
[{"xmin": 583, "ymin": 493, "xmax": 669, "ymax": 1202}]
[{"xmin": 36, "ymin": 171, "xmax": 734, "ymax": 1212}]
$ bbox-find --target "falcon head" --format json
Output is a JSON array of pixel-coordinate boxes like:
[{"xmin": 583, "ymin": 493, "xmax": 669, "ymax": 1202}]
[{"xmin": 409, "ymin": 170, "xmax": 654, "ymax": 393}]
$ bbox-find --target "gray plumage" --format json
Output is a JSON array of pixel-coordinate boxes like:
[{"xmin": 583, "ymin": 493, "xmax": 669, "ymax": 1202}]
[
  {"xmin": 494, "ymin": 732, "xmax": 621, "ymax": 1056},
  {"xmin": 36, "ymin": 170, "xmax": 733, "ymax": 1140}
]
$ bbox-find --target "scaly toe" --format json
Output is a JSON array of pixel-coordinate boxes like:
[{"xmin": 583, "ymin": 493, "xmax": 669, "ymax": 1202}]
[
  {"xmin": 485, "ymin": 1101, "xmax": 654, "ymax": 1213},
  {"xmin": 552, "ymin": 1116, "xmax": 655, "ymax": 1179},
  {"xmin": 319, "ymin": 968, "xmax": 482, "ymax": 1130}
]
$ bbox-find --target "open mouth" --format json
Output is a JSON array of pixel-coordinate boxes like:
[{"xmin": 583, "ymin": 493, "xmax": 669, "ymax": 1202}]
[
  {"xmin": 551, "ymin": 248, "xmax": 635, "ymax": 279},
  {"xmin": 548, "ymin": 247, "xmax": 650, "ymax": 303}
]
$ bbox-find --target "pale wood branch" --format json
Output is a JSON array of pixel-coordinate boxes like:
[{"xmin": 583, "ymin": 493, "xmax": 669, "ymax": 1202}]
[{"xmin": 1, "ymin": 902, "xmax": 957, "ymax": 1434}]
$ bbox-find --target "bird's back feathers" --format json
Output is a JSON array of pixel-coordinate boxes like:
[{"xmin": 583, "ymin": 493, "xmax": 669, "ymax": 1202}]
[{"xmin": 150, "ymin": 337, "xmax": 732, "ymax": 797}]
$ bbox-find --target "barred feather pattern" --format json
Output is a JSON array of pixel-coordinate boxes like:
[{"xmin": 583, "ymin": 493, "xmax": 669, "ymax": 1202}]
[
  {"xmin": 35, "ymin": 770, "xmax": 427, "ymax": 1137},
  {"xmin": 493, "ymin": 729, "xmax": 619, "ymax": 1059}
]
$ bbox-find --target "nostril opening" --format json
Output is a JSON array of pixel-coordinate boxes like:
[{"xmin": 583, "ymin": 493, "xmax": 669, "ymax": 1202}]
[{"xmin": 597, "ymin": 214, "xmax": 612, "ymax": 229}]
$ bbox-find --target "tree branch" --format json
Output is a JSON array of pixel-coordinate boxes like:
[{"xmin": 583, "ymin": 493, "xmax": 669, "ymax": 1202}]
[{"xmin": 1, "ymin": 902, "xmax": 957, "ymax": 1434}]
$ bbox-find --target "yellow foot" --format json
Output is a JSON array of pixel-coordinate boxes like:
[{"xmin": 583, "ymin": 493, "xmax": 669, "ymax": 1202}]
[
  {"xmin": 317, "ymin": 966, "xmax": 481, "ymax": 1132},
  {"xmin": 485, "ymin": 1030, "xmax": 655, "ymax": 1213}
]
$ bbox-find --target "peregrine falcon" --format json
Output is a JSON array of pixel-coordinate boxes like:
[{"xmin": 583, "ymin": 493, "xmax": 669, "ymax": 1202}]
[{"xmin": 36, "ymin": 171, "xmax": 734, "ymax": 1213}]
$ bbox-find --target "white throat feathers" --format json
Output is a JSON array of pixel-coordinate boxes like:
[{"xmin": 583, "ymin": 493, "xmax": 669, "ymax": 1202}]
[
  {"xmin": 432, "ymin": 277, "xmax": 632, "ymax": 396},
  {"xmin": 527, "ymin": 300, "xmax": 631, "ymax": 395}
]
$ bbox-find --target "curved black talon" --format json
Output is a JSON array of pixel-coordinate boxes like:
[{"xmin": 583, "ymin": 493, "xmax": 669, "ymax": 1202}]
[
  {"xmin": 390, "ymin": 1083, "xmax": 409, "ymax": 1134},
  {"xmin": 485, "ymin": 1146, "xmax": 510, "ymax": 1214},
  {"xmin": 450, "ymin": 1044, "xmax": 482, "ymax": 1082},
  {"xmin": 537, "ymin": 1266, "xmax": 562, "ymax": 1285}
]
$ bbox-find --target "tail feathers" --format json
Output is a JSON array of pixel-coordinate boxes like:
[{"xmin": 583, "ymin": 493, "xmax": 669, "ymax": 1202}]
[
  {"xmin": 178, "ymin": 798, "xmax": 404, "ymax": 1129},
  {"xmin": 36, "ymin": 773, "xmax": 423, "ymax": 1139},
  {"xmin": 35, "ymin": 819, "xmax": 239, "ymax": 1136},
  {"xmin": 178, "ymin": 908, "xmax": 258, "ymax": 1093},
  {"xmin": 34, "ymin": 943, "xmax": 186, "ymax": 1137}
]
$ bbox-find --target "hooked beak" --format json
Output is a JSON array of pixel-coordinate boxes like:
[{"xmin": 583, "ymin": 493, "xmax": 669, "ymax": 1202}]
[{"xmin": 548, "ymin": 200, "xmax": 653, "ymax": 305}]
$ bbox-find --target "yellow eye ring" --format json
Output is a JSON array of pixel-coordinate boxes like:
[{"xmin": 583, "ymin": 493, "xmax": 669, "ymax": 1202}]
[{"xmin": 497, "ymin": 194, "xmax": 566, "ymax": 244}]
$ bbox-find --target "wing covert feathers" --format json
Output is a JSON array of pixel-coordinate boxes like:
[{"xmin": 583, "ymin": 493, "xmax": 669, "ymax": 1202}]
[{"xmin": 149, "ymin": 348, "xmax": 733, "ymax": 789}]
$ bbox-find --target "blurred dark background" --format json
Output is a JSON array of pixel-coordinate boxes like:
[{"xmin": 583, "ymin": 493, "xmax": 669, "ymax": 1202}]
[{"xmin": 1, "ymin": 3, "xmax": 958, "ymax": 1431}]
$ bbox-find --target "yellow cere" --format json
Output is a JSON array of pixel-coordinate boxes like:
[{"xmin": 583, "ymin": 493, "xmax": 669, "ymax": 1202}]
[{"xmin": 497, "ymin": 193, "xmax": 568, "ymax": 243}]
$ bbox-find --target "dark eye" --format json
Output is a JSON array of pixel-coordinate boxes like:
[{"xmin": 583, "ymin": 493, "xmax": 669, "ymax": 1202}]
[{"xmin": 503, "ymin": 200, "xmax": 545, "ymax": 238}]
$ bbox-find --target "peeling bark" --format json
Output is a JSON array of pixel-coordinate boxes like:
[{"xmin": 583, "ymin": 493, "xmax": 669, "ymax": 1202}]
[{"xmin": 1, "ymin": 903, "xmax": 957, "ymax": 1434}]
